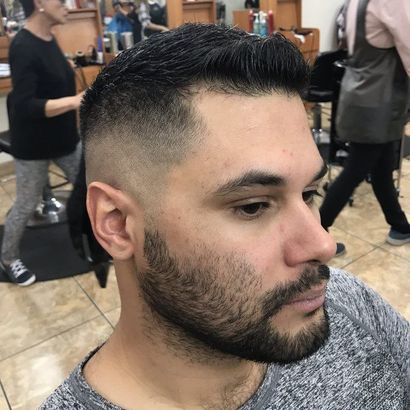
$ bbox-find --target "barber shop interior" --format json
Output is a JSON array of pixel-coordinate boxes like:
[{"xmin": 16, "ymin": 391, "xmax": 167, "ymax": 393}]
[{"xmin": 0, "ymin": 0, "xmax": 409, "ymax": 408}]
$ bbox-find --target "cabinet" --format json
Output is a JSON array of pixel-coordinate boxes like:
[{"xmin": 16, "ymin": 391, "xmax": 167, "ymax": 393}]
[
  {"xmin": 75, "ymin": 65, "xmax": 102, "ymax": 92},
  {"xmin": 53, "ymin": 1, "xmax": 104, "ymax": 59},
  {"xmin": 0, "ymin": 36, "xmax": 9, "ymax": 62},
  {"xmin": 233, "ymin": 0, "xmax": 319, "ymax": 63},
  {"xmin": 259, "ymin": 0, "xmax": 302, "ymax": 28},
  {"xmin": 167, "ymin": 0, "xmax": 216, "ymax": 29}
]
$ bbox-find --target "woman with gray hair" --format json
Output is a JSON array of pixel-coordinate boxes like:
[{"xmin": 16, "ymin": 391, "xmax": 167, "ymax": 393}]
[{"xmin": 0, "ymin": 0, "xmax": 83, "ymax": 285}]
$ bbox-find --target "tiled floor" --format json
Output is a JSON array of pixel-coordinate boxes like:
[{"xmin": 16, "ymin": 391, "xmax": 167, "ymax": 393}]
[{"xmin": 0, "ymin": 154, "xmax": 409, "ymax": 409}]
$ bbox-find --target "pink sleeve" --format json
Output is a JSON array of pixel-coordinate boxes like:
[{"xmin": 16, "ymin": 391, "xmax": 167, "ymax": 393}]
[{"xmin": 377, "ymin": 0, "xmax": 410, "ymax": 75}]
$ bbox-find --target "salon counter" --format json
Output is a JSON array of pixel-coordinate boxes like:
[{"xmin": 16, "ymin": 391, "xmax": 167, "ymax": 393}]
[
  {"xmin": 0, "ymin": 64, "xmax": 102, "ymax": 96},
  {"xmin": 0, "ymin": 76, "xmax": 11, "ymax": 96}
]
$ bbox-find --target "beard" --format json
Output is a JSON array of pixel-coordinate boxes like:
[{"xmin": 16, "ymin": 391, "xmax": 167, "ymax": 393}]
[{"xmin": 139, "ymin": 229, "xmax": 330, "ymax": 364}]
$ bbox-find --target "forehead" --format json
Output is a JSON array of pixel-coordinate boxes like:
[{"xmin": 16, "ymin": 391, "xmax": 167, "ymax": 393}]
[{"xmin": 175, "ymin": 92, "xmax": 322, "ymax": 187}]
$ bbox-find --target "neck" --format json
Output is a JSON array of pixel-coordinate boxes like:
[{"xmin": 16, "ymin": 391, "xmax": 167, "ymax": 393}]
[
  {"xmin": 83, "ymin": 264, "xmax": 267, "ymax": 410},
  {"xmin": 25, "ymin": 14, "xmax": 54, "ymax": 41},
  {"xmin": 85, "ymin": 320, "xmax": 266, "ymax": 410}
]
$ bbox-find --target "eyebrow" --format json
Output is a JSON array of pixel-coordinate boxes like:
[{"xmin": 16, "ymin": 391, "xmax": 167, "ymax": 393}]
[{"xmin": 214, "ymin": 160, "xmax": 328, "ymax": 196}]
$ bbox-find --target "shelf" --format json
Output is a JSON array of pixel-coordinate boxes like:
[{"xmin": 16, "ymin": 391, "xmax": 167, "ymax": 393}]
[
  {"xmin": 68, "ymin": 8, "xmax": 97, "ymax": 13},
  {"xmin": 183, "ymin": 1, "xmax": 213, "ymax": 4}
]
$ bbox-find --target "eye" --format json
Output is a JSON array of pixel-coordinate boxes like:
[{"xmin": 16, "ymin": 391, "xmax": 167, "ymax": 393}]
[
  {"xmin": 302, "ymin": 189, "xmax": 322, "ymax": 206},
  {"xmin": 234, "ymin": 202, "xmax": 270, "ymax": 219}
]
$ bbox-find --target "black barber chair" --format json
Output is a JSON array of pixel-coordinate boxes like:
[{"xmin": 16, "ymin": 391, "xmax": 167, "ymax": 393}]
[
  {"xmin": 327, "ymin": 59, "xmax": 349, "ymax": 166},
  {"xmin": 321, "ymin": 58, "xmax": 356, "ymax": 206},
  {"xmin": 304, "ymin": 49, "xmax": 347, "ymax": 144},
  {"xmin": 66, "ymin": 156, "xmax": 111, "ymax": 288}
]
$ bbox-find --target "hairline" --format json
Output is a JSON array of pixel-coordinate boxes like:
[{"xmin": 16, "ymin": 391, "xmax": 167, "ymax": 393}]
[{"xmin": 84, "ymin": 80, "xmax": 301, "ymax": 206}]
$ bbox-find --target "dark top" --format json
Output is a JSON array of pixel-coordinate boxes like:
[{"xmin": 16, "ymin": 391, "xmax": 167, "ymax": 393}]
[
  {"xmin": 40, "ymin": 268, "xmax": 409, "ymax": 409},
  {"xmin": 8, "ymin": 29, "xmax": 79, "ymax": 160},
  {"xmin": 336, "ymin": 0, "xmax": 408, "ymax": 144}
]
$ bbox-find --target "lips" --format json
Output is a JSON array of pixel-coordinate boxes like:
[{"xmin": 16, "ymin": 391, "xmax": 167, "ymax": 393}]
[
  {"xmin": 284, "ymin": 283, "xmax": 327, "ymax": 313},
  {"xmin": 288, "ymin": 284, "xmax": 327, "ymax": 304}
]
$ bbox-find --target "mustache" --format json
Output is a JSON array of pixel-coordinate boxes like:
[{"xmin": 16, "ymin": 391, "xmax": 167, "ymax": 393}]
[{"xmin": 261, "ymin": 264, "xmax": 330, "ymax": 318}]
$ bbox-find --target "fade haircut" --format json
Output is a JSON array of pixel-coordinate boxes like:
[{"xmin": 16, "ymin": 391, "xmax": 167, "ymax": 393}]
[{"xmin": 81, "ymin": 24, "xmax": 310, "ymax": 204}]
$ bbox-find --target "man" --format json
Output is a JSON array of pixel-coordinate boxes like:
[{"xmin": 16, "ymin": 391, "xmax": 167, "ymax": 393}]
[
  {"xmin": 106, "ymin": 0, "xmax": 134, "ymax": 50},
  {"xmin": 320, "ymin": 0, "xmax": 410, "ymax": 254},
  {"xmin": 107, "ymin": 0, "xmax": 168, "ymax": 49},
  {"xmin": 133, "ymin": 0, "xmax": 168, "ymax": 41},
  {"xmin": 41, "ymin": 24, "xmax": 409, "ymax": 409}
]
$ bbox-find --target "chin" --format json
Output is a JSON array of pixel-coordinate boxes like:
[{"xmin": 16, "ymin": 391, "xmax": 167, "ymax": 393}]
[
  {"xmin": 268, "ymin": 307, "xmax": 330, "ymax": 364},
  {"xmin": 273, "ymin": 304, "xmax": 325, "ymax": 335}
]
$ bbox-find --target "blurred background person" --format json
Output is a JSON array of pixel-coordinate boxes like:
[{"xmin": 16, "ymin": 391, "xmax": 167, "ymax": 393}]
[
  {"xmin": 244, "ymin": 0, "xmax": 259, "ymax": 10},
  {"xmin": 128, "ymin": 0, "xmax": 168, "ymax": 44},
  {"xmin": 1, "ymin": 0, "xmax": 26, "ymax": 34},
  {"xmin": 0, "ymin": 0, "xmax": 83, "ymax": 285},
  {"xmin": 106, "ymin": 0, "xmax": 133, "ymax": 49},
  {"xmin": 320, "ymin": 0, "xmax": 410, "ymax": 254}
]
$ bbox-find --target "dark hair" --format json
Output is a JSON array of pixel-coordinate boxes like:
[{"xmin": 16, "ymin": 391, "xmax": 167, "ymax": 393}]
[
  {"xmin": 19, "ymin": 0, "xmax": 35, "ymax": 18},
  {"xmin": 81, "ymin": 24, "xmax": 309, "ymax": 197}
]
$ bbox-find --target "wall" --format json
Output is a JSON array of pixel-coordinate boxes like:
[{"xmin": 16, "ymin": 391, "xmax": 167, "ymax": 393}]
[
  {"xmin": 301, "ymin": 0, "xmax": 345, "ymax": 51},
  {"xmin": 224, "ymin": 0, "xmax": 244, "ymax": 26}
]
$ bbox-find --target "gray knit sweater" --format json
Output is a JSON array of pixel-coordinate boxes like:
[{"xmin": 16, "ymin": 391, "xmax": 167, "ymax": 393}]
[{"xmin": 40, "ymin": 268, "xmax": 409, "ymax": 409}]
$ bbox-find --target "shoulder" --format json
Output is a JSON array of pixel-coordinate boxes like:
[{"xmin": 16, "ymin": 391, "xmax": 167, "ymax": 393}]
[
  {"xmin": 9, "ymin": 30, "xmax": 27, "ymax": 52},
  {"xmin": 369, "ymin": 0, "xmax": 410, "ymax": 23},
  {"xmin": 39, "ymin": 348, "xmax": 121, "ymax": 410},
  {"xmin": 326, "ymin": 267, "xmax": 406, "ymax": 330},
  {"xmin": 9, "ymin": 30, "xmax": 37, "ymax": 61},
  {"xmin": 39, "ymin": 377, "xmax": 86, "ymax": 409},
  {"xmin": 326, "ymin": 267, "xmax": 409, "ymax": 375}
]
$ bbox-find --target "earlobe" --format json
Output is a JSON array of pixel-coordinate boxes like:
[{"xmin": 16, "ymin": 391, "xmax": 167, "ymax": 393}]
[
  {"xmin": 87, "ymin": 182, "xmax": 136, "ymax": 260},
  {"xmin": 34, "ymin": 0, "xmax": 44, "ymax": 12}
]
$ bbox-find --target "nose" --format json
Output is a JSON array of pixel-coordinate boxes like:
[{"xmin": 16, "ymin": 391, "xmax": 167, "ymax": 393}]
[{"xmin": 283, "ymin": 202, "xmax": 336, "ymax": 267}]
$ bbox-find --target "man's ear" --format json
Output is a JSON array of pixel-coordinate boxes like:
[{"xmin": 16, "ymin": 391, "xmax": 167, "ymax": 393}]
[{"xmin": 86, "ymin": 182, "xmax": 138, "ymax": 260}]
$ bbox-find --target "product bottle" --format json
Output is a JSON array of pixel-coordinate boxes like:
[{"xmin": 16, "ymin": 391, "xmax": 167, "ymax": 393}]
[
  {"xmin": 248, "ymin": 9, "xmax": 254, "ymax": 33},
  {"xmin": 253, "ymin": 13, "xmax": 260, "ymax": 35},
  {"xmin": 97, "ymin": 36, "xmax": 104, "ymax": 64},
  {"xmin": 259, "ymin": 12, "xmax": 267, "ymax": 36},
  {"xmin": 268, "ymin": 10, "xmax": 275, "ymax": 34}
]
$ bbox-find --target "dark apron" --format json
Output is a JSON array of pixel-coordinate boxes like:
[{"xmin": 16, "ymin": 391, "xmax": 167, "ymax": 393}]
[{"xmin": 336, "ymin": 0, "xmax": 408, "ymax": 144}]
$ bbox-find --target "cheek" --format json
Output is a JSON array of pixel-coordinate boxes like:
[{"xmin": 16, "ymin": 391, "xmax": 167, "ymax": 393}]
[
  {"xmin": 157, "ymin": 205, "xmax": 290, "ymax": 288},
  {"xmin": 156, "ymin": 208, "xmax": 203, "ymax": 254},
  {"xmin": 244, "ymin": 239, "xmax": 284, "ymax": 289}
]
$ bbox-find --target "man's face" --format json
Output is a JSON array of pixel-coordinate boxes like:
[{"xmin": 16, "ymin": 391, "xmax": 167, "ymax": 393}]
[
  {"xmin": 137, "ymin": 92, "xmax": 336, "ymax": 364},
  {"xmin": 116, "ymin": 0, "xmax": 132, "ymax": 14}
]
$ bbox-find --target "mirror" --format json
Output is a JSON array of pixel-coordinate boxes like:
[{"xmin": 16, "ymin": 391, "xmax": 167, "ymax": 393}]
[{"xmin": 102, "ymin": 0, "xmax": 168, "ymax": 51}]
